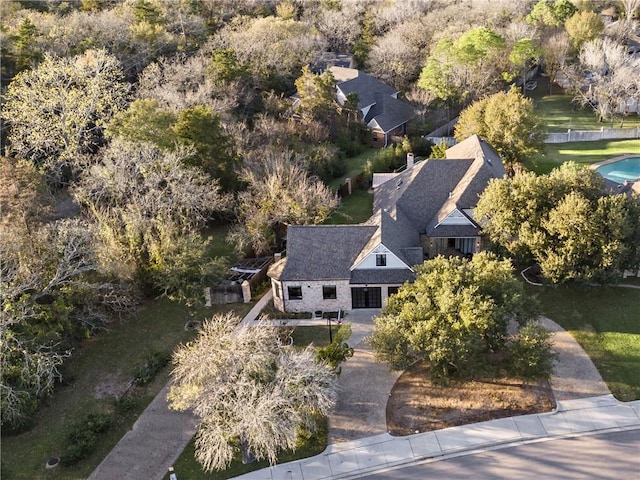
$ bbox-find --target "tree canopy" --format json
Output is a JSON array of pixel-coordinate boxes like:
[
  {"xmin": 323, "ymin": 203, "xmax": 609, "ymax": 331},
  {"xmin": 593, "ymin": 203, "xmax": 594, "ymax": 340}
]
[
  {"xmin": 71, "ymin": 140, "xmax": 230, "ymax": 296},
  {"xmin": 476, "ymin": 163, "xmax": 640, "ymax": 283},
  {"xmin": 454, "ymin": 87, "xmax": 545, "ymax": 172},
  {"xmin": 2, "ymin": 49, "xmax": 129, "ymax": 185},
  {"xmin": 418, "ymin": 27, "xmax": 507, "ymax": 105},
  {"xmin": 228, "ymin": 152, "xmax": 339, "ymax": 256},
  {"xmin": 366, "ymin": 253, "xmax": 540, "ymax": 382},
  {"xmin": 168, "ymin": 313, "xmax": 337, "ymax": 471}
]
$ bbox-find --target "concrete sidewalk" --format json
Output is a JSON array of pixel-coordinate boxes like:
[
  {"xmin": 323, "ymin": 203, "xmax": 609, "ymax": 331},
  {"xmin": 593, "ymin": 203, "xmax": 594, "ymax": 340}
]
[{"xmin": 234, "ymin": 395, "xmax": 640, "ymax": 480}]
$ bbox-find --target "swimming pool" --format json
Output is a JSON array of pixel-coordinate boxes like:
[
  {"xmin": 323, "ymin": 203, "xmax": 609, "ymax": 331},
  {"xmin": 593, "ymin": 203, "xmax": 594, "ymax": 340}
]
[{"xmin": 595, "ymin": 156, "xmax": 640, "ymax": 183}]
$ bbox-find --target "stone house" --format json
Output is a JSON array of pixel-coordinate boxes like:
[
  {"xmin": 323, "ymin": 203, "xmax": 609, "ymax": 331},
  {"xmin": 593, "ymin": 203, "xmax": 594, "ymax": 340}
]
[{"xmin": 268, "ymin": 135, "xmax": 506, "ymax": 313}]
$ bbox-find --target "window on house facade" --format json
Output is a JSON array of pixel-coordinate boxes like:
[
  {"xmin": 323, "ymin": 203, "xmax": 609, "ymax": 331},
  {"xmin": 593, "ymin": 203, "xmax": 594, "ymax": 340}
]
[
  {"xmin": 388, "ymin": 286, "xmax": 399, "ymax": 297},
  {"xmin": 376, "ymin": 254, "xmax": 387, "ymax": 266},
  {"xmin": 288, "ymin": 286, "xmax": 303, "ymax": 300},
  {"xmin": 322, "ymin": 285, "xmax": 337, "ymax": 300}
]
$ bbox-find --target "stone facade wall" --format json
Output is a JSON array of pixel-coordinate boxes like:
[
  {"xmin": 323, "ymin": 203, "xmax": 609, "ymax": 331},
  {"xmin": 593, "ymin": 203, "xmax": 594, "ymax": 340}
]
[{"xmin": 279, "ymin": 280, "xmax": 352, "ymax": 313}]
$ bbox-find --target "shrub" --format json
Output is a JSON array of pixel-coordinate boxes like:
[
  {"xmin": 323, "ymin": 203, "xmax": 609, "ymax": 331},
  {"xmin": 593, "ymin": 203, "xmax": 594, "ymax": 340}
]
[
  {"xmin": 508, "ymin": 321, "xmax": 555, "ymax": 380},
  {"xmin": 60, "ymin": 412, "xmax": 113, "ymax": 465},
  {"xmin": 134, "ymin": 351, "xmax": 171, "ymax": 386}
]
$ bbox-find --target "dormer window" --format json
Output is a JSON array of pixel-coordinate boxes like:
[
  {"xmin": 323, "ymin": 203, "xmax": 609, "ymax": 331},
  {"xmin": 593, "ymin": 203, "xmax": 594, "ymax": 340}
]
[{"xmin": 376, "ymin": 254, "xmax": 387, "ymax": 266}]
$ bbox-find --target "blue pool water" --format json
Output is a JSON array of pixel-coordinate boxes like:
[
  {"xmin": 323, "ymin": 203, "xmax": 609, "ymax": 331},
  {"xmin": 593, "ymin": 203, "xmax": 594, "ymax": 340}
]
[{"xmin": 596, "ymin": 156, "xmax": 640, "ymax": 183}]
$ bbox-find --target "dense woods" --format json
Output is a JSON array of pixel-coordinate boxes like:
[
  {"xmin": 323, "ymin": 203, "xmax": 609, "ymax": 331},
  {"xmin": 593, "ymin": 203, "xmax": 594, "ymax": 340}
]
[{"xmin": 2, "ymin": 0, "xmax": 639, "ymax": 432}]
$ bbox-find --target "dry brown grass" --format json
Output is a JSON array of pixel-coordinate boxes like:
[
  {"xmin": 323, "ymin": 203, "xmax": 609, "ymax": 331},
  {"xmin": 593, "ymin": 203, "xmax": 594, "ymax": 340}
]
[{"xmin": 386, "ymin": 361, "xmax": 555, "ymax": 436}]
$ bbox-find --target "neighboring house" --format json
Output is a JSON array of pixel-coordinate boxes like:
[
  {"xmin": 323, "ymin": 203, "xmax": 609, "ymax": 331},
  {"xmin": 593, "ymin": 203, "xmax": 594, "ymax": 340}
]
[
  {"xmin": 329, "ymin": 66, "xmax": 416, "ymax": 147},
  {"xmin": 268, "ymin": 135, "xmax": 507, "ymax": 313}
]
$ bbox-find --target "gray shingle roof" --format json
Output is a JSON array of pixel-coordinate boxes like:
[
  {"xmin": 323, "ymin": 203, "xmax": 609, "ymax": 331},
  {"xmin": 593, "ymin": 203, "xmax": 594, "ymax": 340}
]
[
  {"xmin": 279, "ymin": 225, "xmax": 377, "ymax": 281},
  {"xmin": 366, "ymin": 95, "xmax": 417, "ymax": 133},
  {"xmin": 350, "ymin": 269, "xmax": 416, "ymax": 285},
  {"xmin": 331, "ymin": 67, "xmax": 398, "ymax": 109},
  {"xmin": 374, "ymin": 158, "xmax": 473, "ymax": 234},
  {"xmin": 428, "ymin": 224, "xmax": 481, "ymax": 237}
]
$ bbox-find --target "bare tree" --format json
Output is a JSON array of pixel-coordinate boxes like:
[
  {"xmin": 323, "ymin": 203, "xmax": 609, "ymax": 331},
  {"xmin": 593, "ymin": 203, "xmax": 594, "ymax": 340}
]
[
  {"xmin": 72, "ymin": 140, "xmax": 230, "ymax": 282},
  {"xmin": 168, "ymin": 313, "xmax": 337, "ymax": 471},
  {"xmin": 541, "ymin": 32, "xmax": 571, "ymax": 94},
  {"xmin": 228, "ymin": 152, "xmax": 339, "ymax": 255},
  {"xmin": 1, "ymin": 217, "xmax": 134, "ymax": 427},
  {"xmin": 573, "ymin": 37, "xmax": 640, "ymax": 123},
  {"xmin": 2, "ymin": 49, "xmax": 130, "ymax": 185},
  {"xmin": 620, "ymin": 0, "xmax": 640, "ymax": 19}
]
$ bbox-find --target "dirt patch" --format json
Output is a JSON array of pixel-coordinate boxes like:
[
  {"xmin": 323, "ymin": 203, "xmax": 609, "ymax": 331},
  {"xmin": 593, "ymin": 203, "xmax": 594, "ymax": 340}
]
[
  {"xmin": 94, "ymin": 374, "xmax": 130, "ymax": 399},
  {"xmin": 387, "ymin": 361, "xmax": 556, "ymax": 436}
]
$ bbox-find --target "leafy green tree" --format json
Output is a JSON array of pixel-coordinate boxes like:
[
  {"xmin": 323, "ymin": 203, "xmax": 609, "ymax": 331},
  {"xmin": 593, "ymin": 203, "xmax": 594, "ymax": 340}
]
[
  {"xmin": 418, "ymin": 28, "xmax": 507, "ymax": 105},
  {"xmin": 526, "ymin": 0, "xmax": 578, "ymax": 27},
  {"xmin": 316, "ymin": 323, "xmax": 354, "ymax": 375},
  {"xmin": 172, "ymin": 105, "xmax": 239, "ymax": 191},
  {"xmin": 366, "ymin": 253, "xmax": 539, "ymax": 382},
  {"xmin": 13, "ymin": 17, "xmax": 41, "ymax": 72},
  {"xmin": 565, "ymin": 10, "xmax": 604, "ymax": 50},
  {"xmin": 454, "ymin": 87, "xmax": 545, "ymax": 173},
  {"xmin": 476, "ymin": 163, "xmax": 640, "ymax": 283},
  {"xmin": 418, "ymin": 40, "xmax": 459, "ymax": 102},
  {"xmin": 168, "ymin": 314, "xmax": 337, "ymax": 471},
  {"xmin": 2, "ymin": 50, "xmax": 129, "ymax": 185},
  {"xmin": 507, "ymin": 39, "xmax": 542, "ymax": 94},
  {"xmin": 108, "ymin": 101, "xmax": 239, "ymax": 190},
  {"xmin": 352, "ymin": 10, "xmax": 375, "ymax": 68},
  {"xmin": 207, "ymin": 49, "xmax": 247, "ymax": 86},
  {"xmin": 294, "ymin": 65, "xmax": 338, "ymax": 123},
  {"xmin": 106, "ymin": 99, "xmax": 177, "ymax": 149}
]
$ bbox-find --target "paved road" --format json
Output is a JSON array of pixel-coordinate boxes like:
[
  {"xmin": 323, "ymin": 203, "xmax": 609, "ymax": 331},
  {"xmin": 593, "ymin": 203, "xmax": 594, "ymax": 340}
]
[{"xmin": 364, "ymin": 429, "xmax": 640, "ymax": 479}]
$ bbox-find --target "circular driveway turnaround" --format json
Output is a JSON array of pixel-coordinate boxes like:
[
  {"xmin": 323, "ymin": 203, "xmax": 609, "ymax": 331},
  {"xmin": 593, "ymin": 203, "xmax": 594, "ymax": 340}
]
[{"xmin": 328, "ymin": 313, "xmax": 612, "ymax": 445}]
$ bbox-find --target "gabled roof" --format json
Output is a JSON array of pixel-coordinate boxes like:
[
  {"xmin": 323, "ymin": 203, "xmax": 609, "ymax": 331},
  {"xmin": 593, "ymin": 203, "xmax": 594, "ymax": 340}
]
[
  {"xmin": 352, "ymin": 209, "xmax": 421, "ymax": 268},
  {"xmin": 276, "ymin": 224, "xmax": 377, "ymax": 281},
  {"xmin": 426, "ymin": 135, "xmax": 506, "ymax": 235},
  {"xmin": 374, "ymin": 135, "xmax": 506, "ymax": 237},
  {"xmin": 273, "ymin": 135, "xmax": 506, "ymax": 285},
  {"xmin": 374, "ymin": 158, "xmax": 473, "ymax": 234},
  {"xmin": 330, "ymin": 67, "xmax": 398, "ymax": 109},
  {"xmin": 366, "ymin": 94, "xmax": 418, "ymax": 133},
  {"xmin": 328, "ymin": 67, "xmax": 415, "ymax": 134}
]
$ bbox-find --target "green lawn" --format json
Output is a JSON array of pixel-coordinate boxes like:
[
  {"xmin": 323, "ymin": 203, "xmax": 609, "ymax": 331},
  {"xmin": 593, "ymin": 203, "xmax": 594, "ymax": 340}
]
[
  {"xmin": 1, "ymin": 299, "xmax": 253, "ymax": 480},
  {"xmin": 527, "ymin": 139, "xmax": 640, "ymax": 174},
  {"xmin": 328, "ymin": 148, "xmax": 377, "ymax": 190},
  {"xmin": 165, "ymin": 416, "xmax": 328, "ymax": 480},
  {"xmin": 324, "ymin": 189, "xmax": 373, "ymax": 225},
  {"xmin": 528, "ymin": 284, "xmax": 640, "ymax": 402},
  {"xmin": 533, "ymin": 93, "xmax": 640, "ymax": 133}
]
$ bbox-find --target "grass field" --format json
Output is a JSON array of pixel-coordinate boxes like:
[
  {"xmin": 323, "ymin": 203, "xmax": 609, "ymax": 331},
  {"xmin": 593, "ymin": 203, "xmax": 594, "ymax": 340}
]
[
  {"xmin": 533, "ymin": 94, "xmax": 640, "ymax": 133},
  {"xmin": 324, "ymin": 189, "xmax": 373, "ymax": 225},
  {"xmin": 527, "ymin": 139, "xmax": 640, "ymax": 174},
  {"xmin": 527, "ymin": 284, "xmax": 640, "ymax": 402},
  {"xmin": 1, "ymin": 299, "xmax": 253, "ymax": 480},
  {"xmin": 328, "ymin": 148, "xmax": 377, "ymax": 190}
]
